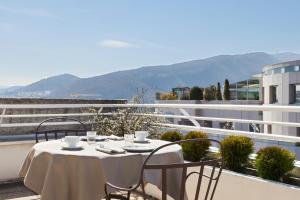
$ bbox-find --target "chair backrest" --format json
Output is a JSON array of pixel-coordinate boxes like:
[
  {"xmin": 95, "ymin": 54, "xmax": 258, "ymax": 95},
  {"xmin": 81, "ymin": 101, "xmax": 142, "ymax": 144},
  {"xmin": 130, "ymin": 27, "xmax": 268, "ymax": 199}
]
[
  {"xmin": 35, "ymin": 117, "xmax": 87, "ymax": 143},
  {"xmin": 140, "ymin": 139, "xmax": 223, "ymax": 200}
]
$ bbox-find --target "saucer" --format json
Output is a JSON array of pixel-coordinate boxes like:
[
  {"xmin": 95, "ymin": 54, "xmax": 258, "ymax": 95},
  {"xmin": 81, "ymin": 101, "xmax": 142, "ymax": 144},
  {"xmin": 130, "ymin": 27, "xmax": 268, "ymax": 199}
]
[
  {"xmin": 134, "ymin": 138, "xmax": 150, "ymax": 143},
  {"xmin": 61, "ymin": 143, "xmax": 84, "ymax": 151},
  {"xmin": 122, "ymin": 145, "xmax": 154, "ymax": 153}
]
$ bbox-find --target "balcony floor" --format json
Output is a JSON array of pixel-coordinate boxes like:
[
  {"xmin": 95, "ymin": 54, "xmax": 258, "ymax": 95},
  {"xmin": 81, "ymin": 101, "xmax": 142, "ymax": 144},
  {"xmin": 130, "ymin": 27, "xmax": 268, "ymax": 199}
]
[{"xmin": 0, "ymin": 182, "xmax": 157, "ymax": 200}]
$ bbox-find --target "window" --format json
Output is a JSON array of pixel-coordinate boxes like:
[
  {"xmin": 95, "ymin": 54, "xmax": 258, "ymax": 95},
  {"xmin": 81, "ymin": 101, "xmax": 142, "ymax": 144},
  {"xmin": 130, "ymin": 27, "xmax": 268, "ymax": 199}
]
[
  {"xmin": 237, "ymin": 81, "xmax": 248, "ymax": 100},
  {"xmin": 297, "ymin": 127, "xmax": 300, "ymax": 137},
  {"xmin": 270, "ymin": 86, "xmax": 278, "ymax": 104},
  {"xmin": 248, "ymin": 79, "xmax": 260, "ymax": 100},
  {"xmin": 289, "ymin": 84, "xmax": 300, "ymax": 104},
  {"xmin": 267, "ymin": 125, "xmax": 272, "ymax": 134},
  {"xmin": 296, "ymin": 85, "xmax": 300, "ymax": 103}
]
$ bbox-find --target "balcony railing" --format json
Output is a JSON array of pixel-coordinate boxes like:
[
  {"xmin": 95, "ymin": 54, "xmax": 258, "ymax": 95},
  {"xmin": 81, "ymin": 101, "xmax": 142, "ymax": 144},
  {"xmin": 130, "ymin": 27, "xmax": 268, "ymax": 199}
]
[{"xmin": 0, "ymin": 103, "xmax": 300, "ymax": 166}]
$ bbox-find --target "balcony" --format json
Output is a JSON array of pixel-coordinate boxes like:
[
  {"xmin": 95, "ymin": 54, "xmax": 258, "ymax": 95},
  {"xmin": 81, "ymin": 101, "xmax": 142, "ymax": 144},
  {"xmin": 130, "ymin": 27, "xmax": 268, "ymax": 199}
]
[{"xmin": 0, "ymin": 100, "xmax": 300, "ymax": 200}]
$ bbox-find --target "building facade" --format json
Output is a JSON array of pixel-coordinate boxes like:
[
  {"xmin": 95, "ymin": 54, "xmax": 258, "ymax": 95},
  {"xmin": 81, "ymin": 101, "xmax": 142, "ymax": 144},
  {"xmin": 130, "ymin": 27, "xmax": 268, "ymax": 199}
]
[
  {"xmin": 229, "ymin": 74, "xmax": 262, "ymax": 101},
  {"xmin": 262, "ymin": 60, "xmax": 300, "ymax": 136}
]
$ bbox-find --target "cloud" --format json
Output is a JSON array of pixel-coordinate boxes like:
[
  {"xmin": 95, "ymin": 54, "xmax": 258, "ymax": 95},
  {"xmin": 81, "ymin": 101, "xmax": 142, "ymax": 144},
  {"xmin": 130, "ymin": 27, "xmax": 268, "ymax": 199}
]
[
  {"xmin": 99, "ymin": 40, "xmax": 132, "ymax": 48},
  {"xmin": 0, "ymin": 5, "xmax": 60, "ymax": 19}
]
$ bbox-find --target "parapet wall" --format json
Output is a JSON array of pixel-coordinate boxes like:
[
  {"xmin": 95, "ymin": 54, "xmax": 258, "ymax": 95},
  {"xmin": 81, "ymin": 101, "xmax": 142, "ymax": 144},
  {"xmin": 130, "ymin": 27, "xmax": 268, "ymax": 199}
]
[{"xmin": 0, "ymin": 98, "xmax": 127, "ymax": 135}]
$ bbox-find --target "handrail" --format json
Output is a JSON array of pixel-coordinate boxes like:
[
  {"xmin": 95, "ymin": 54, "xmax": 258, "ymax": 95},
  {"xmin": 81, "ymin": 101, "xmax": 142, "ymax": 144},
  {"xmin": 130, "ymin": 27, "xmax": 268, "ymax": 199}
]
[
  {"xmin": 1, "ymin": 103, "xmax": 300, "ymax": 112},
  {"xmin": 1, "ymin": 102, "xmax": 300, "ymax": 169},
  {"xmin": 1, "ymin": 103, "xmax": 300, "ymax": 143},
  {"xmin": 2, "ymin": 112, "xmax": 300, "ymax": 128}
]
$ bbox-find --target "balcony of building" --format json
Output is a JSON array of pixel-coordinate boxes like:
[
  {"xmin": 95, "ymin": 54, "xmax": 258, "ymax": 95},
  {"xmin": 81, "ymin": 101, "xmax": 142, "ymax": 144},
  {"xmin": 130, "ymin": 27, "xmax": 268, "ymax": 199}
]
[{"xmin": 0, "ymin": 100, "xmax": 300, "ymax": 200}]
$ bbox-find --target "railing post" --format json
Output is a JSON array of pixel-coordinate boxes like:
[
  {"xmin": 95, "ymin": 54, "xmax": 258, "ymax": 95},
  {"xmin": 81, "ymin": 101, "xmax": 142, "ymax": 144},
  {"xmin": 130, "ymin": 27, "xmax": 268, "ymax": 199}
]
[{"xmin": 0, "ymin": 108, "xmax": 6, "ymax": 127}]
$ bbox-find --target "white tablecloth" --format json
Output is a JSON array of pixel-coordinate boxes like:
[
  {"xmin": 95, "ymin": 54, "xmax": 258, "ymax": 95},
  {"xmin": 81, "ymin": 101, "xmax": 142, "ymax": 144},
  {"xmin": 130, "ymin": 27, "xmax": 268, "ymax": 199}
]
[{"xmin": 19, "ymin": 139, "xmax": 184, "ymax": 200}]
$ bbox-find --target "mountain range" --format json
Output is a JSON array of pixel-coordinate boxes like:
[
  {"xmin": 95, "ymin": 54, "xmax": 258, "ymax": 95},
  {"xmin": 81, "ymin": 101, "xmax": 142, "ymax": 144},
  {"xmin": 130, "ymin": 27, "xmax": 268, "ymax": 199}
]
[{"xmin": 1, "ymin": 52, "xmax": 300, "ymax": 100}]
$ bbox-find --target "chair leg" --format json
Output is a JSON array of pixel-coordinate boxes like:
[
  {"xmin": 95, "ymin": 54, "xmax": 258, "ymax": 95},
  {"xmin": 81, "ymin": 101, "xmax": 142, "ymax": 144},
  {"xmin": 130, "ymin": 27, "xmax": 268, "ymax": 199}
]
[
  {"xmin": 141, "ymin": 181, "xmax": 146, "ymax": 200},
  {"xmin": 126, "ymin": 191, "xmax": 131, "ymax": 200}
]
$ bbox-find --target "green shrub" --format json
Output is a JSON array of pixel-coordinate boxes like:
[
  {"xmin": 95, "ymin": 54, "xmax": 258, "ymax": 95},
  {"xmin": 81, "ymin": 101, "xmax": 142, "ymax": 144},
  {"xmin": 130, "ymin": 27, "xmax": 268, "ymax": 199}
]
[
  {"xmin": 221, "ymin": 135, "xmax": 254, "ymax": 172},
  {"xmin": 190, "ymin": 86, "xmax": 203, "ymax": 100},
  {"xmin": 216, "ymin": 82, "xmax": 222, "ymax": 100},
  {"xmin": 203, "ymin": 85, "xmax": 216, "ymax": 101},
  {"xmin": 255, "ymin": 146, "xmax": 295, "ymax": 181},
  {"xmin": 161, "ymin": 131, "xmax": 183, "ymax": 142},
  {"xmin": 223, "ymin": 79, "xmax": 230, "ymax": 100},
  {"xmin": 182, "ymin": 131, "xmax": 211, "ymax": 162}
]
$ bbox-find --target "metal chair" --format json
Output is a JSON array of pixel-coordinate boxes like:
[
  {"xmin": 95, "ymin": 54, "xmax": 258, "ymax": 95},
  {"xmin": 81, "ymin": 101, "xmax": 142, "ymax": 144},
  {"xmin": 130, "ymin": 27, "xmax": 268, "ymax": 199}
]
[
  {"xmin": 35, "ymin": 117, "xmax": 87, "ymax": 143},
  {"xmin": 104, "ymin": 138, "xmax": 223, "ymax": 200}
]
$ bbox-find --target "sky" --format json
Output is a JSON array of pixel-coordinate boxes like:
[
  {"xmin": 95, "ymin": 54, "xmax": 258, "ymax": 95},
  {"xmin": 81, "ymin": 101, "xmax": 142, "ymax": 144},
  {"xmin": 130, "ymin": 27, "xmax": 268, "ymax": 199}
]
[{"xmin": 1, "ymin": 0, "xmax": 300, "ymax": 85}]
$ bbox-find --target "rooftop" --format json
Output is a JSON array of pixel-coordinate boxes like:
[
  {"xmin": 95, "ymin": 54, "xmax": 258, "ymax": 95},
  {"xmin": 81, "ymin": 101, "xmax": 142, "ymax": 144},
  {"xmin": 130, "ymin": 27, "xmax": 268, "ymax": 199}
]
[{"xmin": 263, "ymin": 60, "xmax": 300, "ymax": 71}]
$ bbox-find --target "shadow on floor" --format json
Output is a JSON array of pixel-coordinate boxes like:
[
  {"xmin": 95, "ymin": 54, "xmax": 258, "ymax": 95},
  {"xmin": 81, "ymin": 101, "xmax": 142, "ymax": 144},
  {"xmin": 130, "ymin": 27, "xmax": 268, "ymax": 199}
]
[
  {"xmin": 0, "ymin": 182, "xmax": 158, "ymax": 200},
  {"xmin": 0, "ymin": 182, "xmax": 39, "ymax": 200}
]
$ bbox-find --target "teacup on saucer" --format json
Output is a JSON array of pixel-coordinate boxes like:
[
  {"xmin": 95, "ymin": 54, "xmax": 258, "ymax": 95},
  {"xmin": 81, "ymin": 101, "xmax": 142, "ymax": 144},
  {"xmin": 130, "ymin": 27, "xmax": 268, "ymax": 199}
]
[
  {"xmin": 64, "ymin": 136, "xmax": 80, "ymax": 148},
  {"xmin": 135, "ymin": 131, "xmax": 149, "ymax": 142}
]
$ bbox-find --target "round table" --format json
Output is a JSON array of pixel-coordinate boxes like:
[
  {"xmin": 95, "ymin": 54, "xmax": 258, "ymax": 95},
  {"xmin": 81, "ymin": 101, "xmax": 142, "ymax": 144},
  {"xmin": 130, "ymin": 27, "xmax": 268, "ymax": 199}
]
[{"xmin": 20, "ymin": 139, "xmax": 184, "ymax": 200}]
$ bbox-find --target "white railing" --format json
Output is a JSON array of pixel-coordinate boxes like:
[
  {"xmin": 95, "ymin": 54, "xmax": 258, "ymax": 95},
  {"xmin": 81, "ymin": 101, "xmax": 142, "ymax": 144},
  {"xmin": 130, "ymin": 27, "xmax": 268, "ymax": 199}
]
[
  {"xmin": 1, "ymin": 103, "xmax": 300, "ymax": 167},
  {"xmin": 1, "ymin": 103, "xmax": 300, "ymax": 142}
]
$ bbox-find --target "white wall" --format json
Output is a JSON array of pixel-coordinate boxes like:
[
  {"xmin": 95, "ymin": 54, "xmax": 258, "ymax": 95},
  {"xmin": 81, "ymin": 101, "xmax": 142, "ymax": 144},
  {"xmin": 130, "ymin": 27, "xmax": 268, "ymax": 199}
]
[
  {"xmin": 145, "ymin": 167, "xmax": 300, "ymax": 200},
  {"xmin": 2, "ymin": 142, "xmax": 300, "ymax": 200},
  {"xmin": 263, "ymin": 71, "xmax": 300, "ymax": 136},
  {"xmin": 0, "ymin": 141, "xmax": 34, "ymax": 182}
]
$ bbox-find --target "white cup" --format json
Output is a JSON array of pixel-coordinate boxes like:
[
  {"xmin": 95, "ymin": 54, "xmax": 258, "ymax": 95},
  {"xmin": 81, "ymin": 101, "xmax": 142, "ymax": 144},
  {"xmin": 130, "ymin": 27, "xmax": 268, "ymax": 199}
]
[
  {"xmin": 135, "ymin": 131, "xmax": 149, "ymax": 141},
  {"xmin": 64, "ymin": 136, "xmax": 80, "ymax": 147}
]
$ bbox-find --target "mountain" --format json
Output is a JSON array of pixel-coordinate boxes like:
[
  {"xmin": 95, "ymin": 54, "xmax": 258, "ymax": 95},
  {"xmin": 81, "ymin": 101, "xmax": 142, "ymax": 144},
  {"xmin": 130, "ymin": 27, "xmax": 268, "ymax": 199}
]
[
  {"xmin": 1, "ymin": 52, "xmax": 298, "ymax": 100},
  {"xmin": 0, "ymin": 86, "xmax": 24, "ymax": 95},
  {"xmin": 272, "ymin": 52, "xmax": 300, "ymax": 62},
  {"xmin": 54, "ymin": 52, "xmax": 278, "ymax": 99},
  {"xmin": 4, "ymin": 74, "xmax": 79, "ymax": 97}
]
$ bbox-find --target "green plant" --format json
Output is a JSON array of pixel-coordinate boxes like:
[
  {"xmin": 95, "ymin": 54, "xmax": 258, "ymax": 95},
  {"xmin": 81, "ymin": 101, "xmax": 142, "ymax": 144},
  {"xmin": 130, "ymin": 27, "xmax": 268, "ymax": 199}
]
[
  {"xmin": 216, "ymin": 82, "xmax": 222, "ymax": 100},
  {"xmin": 203, "ymin": 85, "xmax": 216, "ymax": 101},
  {"xmin": 161, "ymin": 131, "xmax": 183, "ymax": 142},
  {"xmin": 190, "ymin": 86, "xmax": 203, "ymax": 100},
  {"xmin": 255, "ymin": 146, "xmax": 295, "ymax": 181},
  {"xmin": 223, "ymin": 79, "xmax": 230, "ymax": 100},
  {"xmin": 220, "ymin": 135, "xmax": 254, "ymax": 171},
  {"xmin": 89, "ymin": 90, "xmax": 165, "ymax": 137},
  {"xmin": 182, "ymin": 131, "xmax": 211, "ymax": 162},
  {"xmin": 160, "ymin": 92, "xmax": 177, "ymax": 100}
]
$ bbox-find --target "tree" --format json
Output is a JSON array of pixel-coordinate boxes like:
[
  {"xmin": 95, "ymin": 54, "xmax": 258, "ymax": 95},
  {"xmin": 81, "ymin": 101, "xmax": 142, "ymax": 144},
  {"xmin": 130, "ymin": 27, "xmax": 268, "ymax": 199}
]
[
  {"xmin": 160, "ymin": 92, "xmax": 177, "ymax": 100},
  {"xmin": 216, "ymin": 82, "xmax": 222, "ymax": 100},
  {"xmin": 190, "ymin": 86, "xmax": 203, "ymax": 100},
  {"xmin": 203, "ymin": 85, "xmax": 216, "ymax": 101},
  {"xmin": 223, "ymin": 79, "xmax": 230, "ymax": 100}
]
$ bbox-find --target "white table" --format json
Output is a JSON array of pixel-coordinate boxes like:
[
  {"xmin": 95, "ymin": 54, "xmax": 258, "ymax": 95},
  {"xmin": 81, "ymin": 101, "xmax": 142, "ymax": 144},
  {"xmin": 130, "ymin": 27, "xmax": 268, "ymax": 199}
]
[{"xmin": 20, "ymin": 139, "xmax": 184, "ymax": 200}]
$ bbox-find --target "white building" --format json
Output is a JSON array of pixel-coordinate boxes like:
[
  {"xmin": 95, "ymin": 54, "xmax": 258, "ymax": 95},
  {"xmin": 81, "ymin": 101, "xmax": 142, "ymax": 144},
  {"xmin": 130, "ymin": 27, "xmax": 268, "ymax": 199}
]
[
  {"xmin": 157, "ymin": 60, "xmax": 300, "ymax": 137},
  {"xmin": 262, "ymin": 60, "xmax": 300, "ymax": 136}
]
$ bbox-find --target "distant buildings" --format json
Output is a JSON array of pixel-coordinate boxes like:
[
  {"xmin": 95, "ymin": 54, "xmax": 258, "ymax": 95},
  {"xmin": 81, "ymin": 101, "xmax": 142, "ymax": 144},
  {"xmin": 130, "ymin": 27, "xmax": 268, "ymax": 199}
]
[
  {"xmin": 229, "ymin": 74, "xmax": 262, "ymax": 101},
  {"xmin": 172, "ymin": 87, "xmax": 190, "ymax": 100},
  {"xmin": 157, "ymin": 59, "xmax": 300, "ymax": 137}
]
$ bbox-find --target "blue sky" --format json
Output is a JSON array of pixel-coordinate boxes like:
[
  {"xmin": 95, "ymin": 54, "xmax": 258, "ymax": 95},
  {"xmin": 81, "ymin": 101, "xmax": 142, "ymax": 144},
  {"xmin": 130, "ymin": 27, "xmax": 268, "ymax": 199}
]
[{"xmin": 1, "ymin": 0, "xmax": 300, "ymax": 85}]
